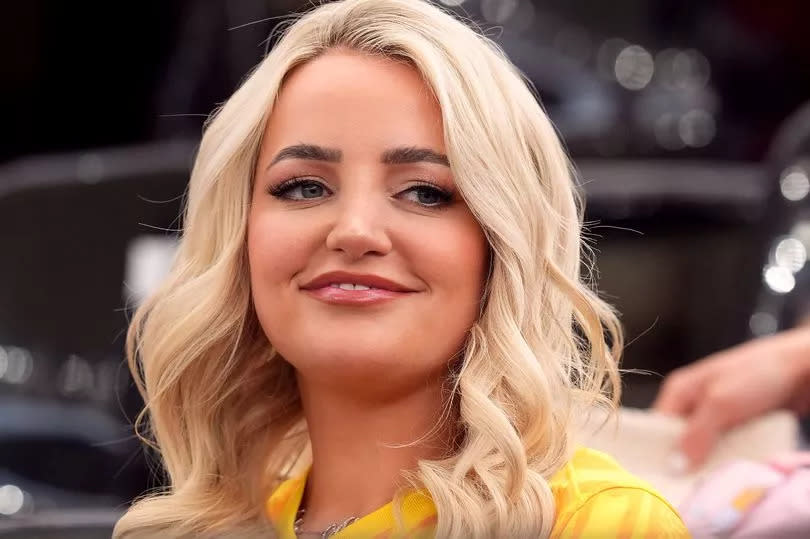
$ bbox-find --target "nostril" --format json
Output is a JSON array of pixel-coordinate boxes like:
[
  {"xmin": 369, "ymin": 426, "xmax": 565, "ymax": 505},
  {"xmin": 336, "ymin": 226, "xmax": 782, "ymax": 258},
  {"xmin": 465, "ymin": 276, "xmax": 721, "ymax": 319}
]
[{"xmin": 325, "ymin": 228, "xmax": 393, "ymax": 259}]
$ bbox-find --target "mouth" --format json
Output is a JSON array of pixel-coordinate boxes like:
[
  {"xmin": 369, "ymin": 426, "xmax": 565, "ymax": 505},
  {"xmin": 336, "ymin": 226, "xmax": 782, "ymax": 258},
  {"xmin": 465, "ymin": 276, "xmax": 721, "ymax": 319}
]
[{"xmin": 300, "ymin": 271, "xmax": 418, "ymax": 305}]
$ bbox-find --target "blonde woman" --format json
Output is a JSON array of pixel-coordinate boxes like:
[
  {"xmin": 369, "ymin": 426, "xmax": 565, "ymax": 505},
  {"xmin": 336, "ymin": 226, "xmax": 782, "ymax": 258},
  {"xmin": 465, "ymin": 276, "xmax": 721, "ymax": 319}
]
[{"xmin": 114, "ymin": 0, "xmax": 688, "ymax": 537}]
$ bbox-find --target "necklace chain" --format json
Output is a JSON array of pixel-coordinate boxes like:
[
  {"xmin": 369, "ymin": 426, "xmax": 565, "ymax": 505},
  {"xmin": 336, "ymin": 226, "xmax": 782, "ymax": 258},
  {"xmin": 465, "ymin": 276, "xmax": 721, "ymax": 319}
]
[{"xmin": 293, "ymin": 508, "xmax": 360, "ymax": 539}]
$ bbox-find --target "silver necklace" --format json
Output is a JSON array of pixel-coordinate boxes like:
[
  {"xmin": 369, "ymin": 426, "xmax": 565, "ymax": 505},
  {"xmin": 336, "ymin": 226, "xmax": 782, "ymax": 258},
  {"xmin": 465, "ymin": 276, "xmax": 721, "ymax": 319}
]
[{"xmin": 293, "ymin": 508, "xmax": 360, "ymax": 539}]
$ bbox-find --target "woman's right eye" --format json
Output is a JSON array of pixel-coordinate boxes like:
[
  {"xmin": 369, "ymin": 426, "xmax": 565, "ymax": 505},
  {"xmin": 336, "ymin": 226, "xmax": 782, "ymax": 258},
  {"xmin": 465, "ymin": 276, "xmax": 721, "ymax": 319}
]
[{"xmin": 268, "ymin": 178, "xmax": 330, "ymax": 200}]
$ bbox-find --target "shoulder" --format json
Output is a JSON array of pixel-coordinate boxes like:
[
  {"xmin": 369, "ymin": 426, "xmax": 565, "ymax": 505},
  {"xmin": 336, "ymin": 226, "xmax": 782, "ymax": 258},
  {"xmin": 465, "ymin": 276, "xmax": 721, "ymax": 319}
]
[{"xmin": 549, "ymin": 447, "xmax": 690, "ymax": 538}]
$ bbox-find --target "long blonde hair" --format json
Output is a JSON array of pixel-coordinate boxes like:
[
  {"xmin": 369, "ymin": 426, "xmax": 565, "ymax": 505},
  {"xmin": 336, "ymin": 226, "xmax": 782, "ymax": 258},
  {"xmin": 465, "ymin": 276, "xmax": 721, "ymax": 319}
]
[{"xmin": 114, "ymin": 0, "xmax": 622, "ymax": 537}]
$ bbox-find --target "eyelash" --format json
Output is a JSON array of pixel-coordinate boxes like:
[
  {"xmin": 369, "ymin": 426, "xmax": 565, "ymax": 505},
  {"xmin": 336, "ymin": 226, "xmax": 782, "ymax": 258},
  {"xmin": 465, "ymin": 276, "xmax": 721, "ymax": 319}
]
[{"xmin": 267, "ymin": 177, "xmax": 454, "ymax": 209}]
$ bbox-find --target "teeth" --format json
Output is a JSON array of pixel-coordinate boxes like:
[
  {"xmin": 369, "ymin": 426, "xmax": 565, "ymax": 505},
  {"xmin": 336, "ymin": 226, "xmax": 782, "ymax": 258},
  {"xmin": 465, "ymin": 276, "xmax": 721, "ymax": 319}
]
[{"xmin": 330, "ymin": 283, "xmax": 373, "ymax": 290}]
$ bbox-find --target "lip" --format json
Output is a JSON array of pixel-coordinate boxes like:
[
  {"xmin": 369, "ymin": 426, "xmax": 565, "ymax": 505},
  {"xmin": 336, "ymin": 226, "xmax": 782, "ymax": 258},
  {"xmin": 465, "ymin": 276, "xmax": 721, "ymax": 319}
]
[
  {"xmin": 300, "ymin": 271, "xmax": 418, "ymax": 306},
  {"xmin": 300, "ymin": 271, "xmax": 417, "ymax": 293}
]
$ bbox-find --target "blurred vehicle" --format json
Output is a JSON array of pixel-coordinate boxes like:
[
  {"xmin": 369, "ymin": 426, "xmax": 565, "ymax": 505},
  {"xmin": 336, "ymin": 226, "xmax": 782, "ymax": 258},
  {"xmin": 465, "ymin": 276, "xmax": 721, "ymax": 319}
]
[{"xmin": 0, "ymin": 141, "xmax": 194, "ymax": 533}]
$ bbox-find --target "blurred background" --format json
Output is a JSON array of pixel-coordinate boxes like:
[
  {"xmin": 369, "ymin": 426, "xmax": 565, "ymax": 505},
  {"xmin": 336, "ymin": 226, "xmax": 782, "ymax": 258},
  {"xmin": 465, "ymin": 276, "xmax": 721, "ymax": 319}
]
[{"xmin": 1, "ymin": 0, "xmax": 809, "ymax": 536}]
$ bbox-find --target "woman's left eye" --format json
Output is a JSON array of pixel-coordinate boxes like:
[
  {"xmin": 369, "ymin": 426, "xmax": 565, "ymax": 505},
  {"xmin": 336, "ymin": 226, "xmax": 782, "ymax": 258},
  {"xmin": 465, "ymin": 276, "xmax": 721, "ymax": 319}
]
[
  {"xmin": 268, "ymin": 178, "xmax": 330, "ymax": 200},
  {"xmin": 399, "ymin": 184, "xmax": 453, "ymax": 208}
]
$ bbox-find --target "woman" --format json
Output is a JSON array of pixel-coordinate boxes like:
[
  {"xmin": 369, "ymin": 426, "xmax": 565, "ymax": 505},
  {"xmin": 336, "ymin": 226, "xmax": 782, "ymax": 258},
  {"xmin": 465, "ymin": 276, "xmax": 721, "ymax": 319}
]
[{"xmin": 114, "ymin": 0, "xmax": 688, "ymax": 537}]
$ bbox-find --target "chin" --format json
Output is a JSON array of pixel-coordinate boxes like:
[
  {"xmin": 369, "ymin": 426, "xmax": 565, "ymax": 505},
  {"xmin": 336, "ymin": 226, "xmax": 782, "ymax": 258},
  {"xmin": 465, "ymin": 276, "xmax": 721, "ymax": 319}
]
[
  {"xmin": 288, "ymin": 340, "xmax": 432, "ymax": 382},
  {"xmin": 297, "ymin": 339, "xmax": 406, "ymax": 368}
]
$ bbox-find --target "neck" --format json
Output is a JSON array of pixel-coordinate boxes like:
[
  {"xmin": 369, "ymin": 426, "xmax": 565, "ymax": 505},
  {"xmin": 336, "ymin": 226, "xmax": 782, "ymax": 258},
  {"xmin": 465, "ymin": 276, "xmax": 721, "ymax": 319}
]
[{"xmin": 295, "ymin": 371, "xmax": 458, "ymax": 532}]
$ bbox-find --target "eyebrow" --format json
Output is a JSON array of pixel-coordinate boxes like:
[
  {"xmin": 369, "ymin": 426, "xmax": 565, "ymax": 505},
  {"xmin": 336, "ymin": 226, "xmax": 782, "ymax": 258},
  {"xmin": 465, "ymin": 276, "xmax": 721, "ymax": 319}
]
[
  {"xmin": 381, "ymin": 147, "xmax": 450, "ymax": 167},
  {"xmin": 268, "ymin": 143, "xmax": 450, "ymax": 167},
  {"xmin": 269, "ymin": 144, "xmax": 341, "ymax": 165}
]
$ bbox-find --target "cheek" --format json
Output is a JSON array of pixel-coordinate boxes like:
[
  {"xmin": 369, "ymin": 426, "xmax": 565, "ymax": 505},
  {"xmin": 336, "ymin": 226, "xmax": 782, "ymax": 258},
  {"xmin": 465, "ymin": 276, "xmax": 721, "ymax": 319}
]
[
  {"xmin": 402, "ymin": 216, "xmax": 488, "ymax": 373},
  {"xmin": 248, "ymin": 212, "xmax": 292, "ymax": 283},
  {"xmin": 413, "ymin": 215, "xmax": 489, "ymax": 320},
  {"xmin": 246, "ymin": 211, "xmax": 309, "ymax": 325}
]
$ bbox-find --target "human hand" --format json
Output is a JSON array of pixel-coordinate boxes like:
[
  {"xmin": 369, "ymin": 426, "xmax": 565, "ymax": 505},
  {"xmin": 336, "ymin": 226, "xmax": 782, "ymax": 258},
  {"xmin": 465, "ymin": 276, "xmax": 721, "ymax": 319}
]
[{"xmin": 652, "ymin": 328, "xmax": 810, "ymax": 470}]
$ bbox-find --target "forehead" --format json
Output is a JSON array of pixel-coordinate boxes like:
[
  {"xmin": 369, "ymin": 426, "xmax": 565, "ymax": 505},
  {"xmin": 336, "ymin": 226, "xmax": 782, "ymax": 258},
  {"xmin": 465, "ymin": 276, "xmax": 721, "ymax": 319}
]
[{"xmin": 263, "ymin": 50, "xmax": 445, "ymax": 152}]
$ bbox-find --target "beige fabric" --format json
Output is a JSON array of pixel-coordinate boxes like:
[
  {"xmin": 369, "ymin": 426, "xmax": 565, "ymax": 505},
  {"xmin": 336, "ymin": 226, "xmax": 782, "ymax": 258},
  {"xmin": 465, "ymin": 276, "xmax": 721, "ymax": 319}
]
[{"xmin": 578, "ymin": 408, "xmax": 800, "ymax": 505}]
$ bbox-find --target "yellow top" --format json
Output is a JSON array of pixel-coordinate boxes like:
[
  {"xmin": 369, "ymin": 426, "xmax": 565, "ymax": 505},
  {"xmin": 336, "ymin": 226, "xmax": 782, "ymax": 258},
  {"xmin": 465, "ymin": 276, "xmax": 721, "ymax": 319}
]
[{"xmin": 266, "ymin": 447, "xmax": 690, "ymax": 538}]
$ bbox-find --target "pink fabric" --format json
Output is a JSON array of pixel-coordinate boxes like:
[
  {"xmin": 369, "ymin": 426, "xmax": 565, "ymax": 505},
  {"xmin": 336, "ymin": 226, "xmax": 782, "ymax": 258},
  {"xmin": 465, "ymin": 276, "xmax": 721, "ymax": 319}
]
[{"xmin": 679, "ymin": 453, "xmax": 810, "ymax": 538}]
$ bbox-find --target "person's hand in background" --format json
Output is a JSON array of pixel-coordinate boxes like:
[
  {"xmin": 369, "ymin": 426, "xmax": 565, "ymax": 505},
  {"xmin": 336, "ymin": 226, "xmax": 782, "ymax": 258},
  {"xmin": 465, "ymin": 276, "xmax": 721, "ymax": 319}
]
[{"xmin": 652, "ymin": 326, "xmax": 810, "ymax": 470}]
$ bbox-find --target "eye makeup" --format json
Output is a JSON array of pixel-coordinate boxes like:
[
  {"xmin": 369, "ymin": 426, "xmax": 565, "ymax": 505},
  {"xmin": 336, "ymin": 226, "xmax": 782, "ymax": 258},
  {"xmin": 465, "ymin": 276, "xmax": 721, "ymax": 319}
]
[{"xmin": 267, "ymin": 176, "xmax": 455, "ymax": 209}]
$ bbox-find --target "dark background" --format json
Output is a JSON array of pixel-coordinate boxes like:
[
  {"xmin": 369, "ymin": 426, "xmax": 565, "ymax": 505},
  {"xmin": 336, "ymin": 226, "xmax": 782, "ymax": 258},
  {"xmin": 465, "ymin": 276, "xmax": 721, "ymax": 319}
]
[{"xmin": 3, "ymin": 0, "xmax": 809, "ymax": 162}]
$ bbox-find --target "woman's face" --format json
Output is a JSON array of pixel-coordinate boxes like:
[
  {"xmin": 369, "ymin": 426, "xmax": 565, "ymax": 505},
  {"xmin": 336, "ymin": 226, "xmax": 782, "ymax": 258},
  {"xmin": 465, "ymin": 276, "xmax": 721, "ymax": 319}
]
[{"xmin": 248, "ymin": 50, "xmax": 489, "ymax": 398}]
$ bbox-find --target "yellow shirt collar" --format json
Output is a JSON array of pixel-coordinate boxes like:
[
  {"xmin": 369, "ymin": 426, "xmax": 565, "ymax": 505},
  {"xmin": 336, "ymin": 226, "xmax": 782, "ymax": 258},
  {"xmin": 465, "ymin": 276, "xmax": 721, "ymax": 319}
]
[{"xmin": 266, "ymin": 467, "xmax": 437, "ymax": 539}]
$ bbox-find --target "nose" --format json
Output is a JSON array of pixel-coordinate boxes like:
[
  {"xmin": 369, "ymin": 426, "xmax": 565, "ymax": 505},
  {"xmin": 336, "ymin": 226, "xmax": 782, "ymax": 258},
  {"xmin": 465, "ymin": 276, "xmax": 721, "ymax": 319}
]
[{"xmin": 325, "ymin": 192, "xmax": 393, "ymax": 260}]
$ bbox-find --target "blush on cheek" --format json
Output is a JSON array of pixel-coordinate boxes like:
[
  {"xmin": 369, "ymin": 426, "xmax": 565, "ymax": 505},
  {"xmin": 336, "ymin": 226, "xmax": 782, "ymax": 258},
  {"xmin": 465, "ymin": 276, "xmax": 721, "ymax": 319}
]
[{"xmin": 248, "ymin": 215, "xmax": 299, "ymax": 277}]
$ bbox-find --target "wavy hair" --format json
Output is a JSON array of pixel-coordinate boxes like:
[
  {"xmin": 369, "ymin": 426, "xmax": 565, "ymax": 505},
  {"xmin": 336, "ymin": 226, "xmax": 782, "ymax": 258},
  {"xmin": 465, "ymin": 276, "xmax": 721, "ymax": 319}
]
[{"xmin": 113, "ymin": 0, "xmax": 622, "ymax": 537}]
